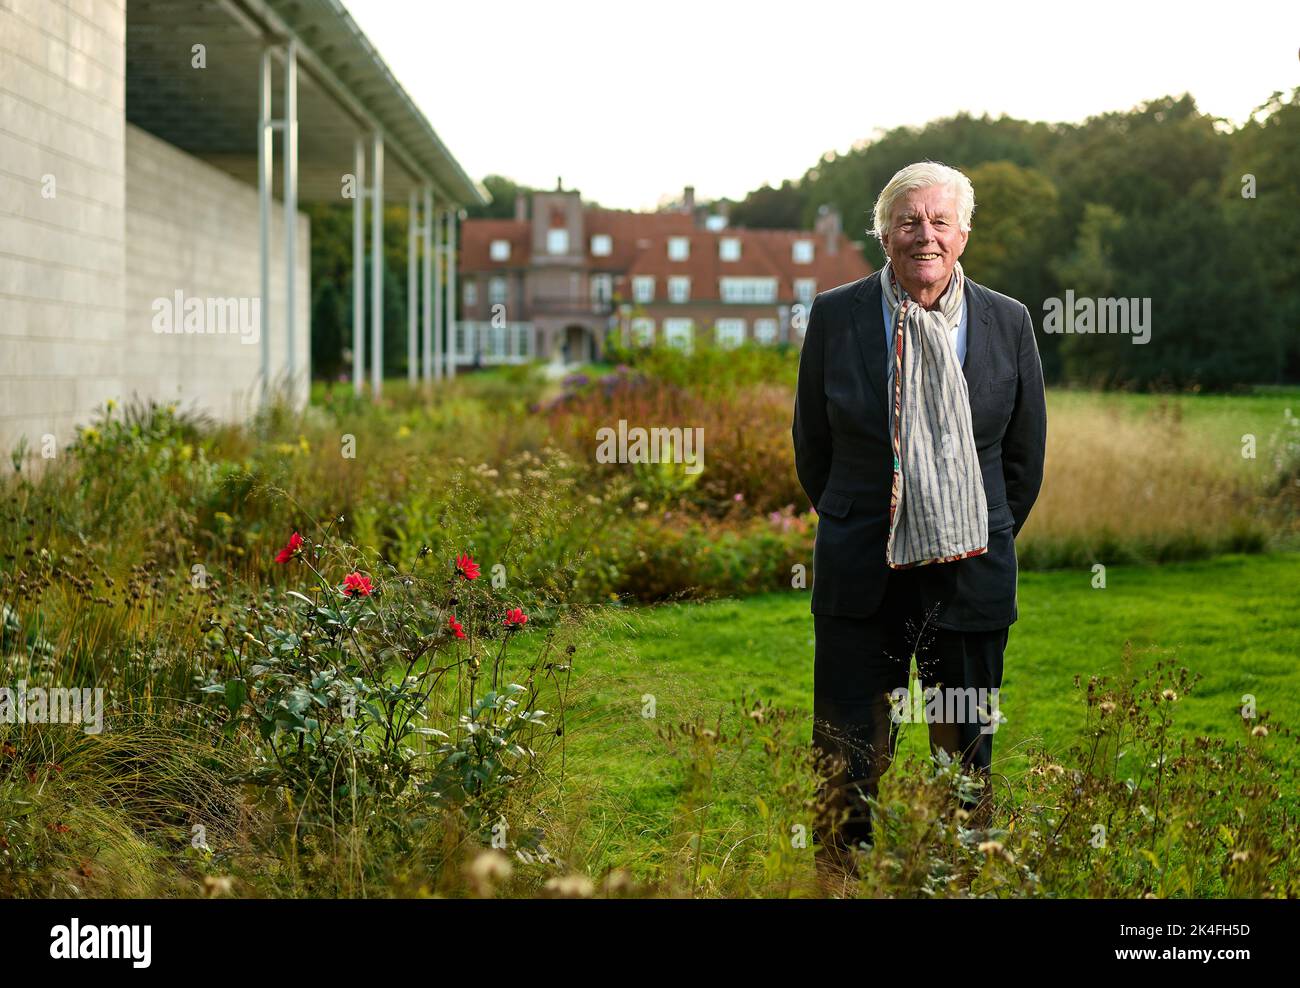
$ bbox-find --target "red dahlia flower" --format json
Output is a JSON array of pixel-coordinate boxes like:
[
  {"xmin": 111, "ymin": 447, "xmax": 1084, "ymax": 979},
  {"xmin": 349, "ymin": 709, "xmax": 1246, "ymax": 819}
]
[
  {"xmin": 274, "ymin": 531, "xmax": 304, "ymax": 564},
  {"xmin": 455, "ymin": 553, "xmax": 481, "ymax": 580},
  {"xmin": 503, "ymin": 607, "xmax": 528, "ymax": 631},
  {"xmin": 341, "ymin": 571, "xmax": 373, "ymax": 597},
  {"xmin": 448, "ymin": 614, "xmax": 466, "ymax": 640}
]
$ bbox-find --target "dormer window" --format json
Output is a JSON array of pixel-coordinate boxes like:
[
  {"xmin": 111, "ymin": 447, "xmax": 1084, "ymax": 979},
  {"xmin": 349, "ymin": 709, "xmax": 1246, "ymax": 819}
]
[
  {"xmin": 792, "ymin": 240, "xmax": 814, "ymax": 264},
  {"xmin": 547, "ymin": 228, "xmax": 569, "ymax": 255},
  {"xmin": 668, "ymin": 236, "xmax": 690, "ymax": 261},
  {"xmin": 719, "ymin": 237, "xmax": 740, "ymax": 262},
  {"xmin": 490, "ymin": 239, "xmax": 510, "ymax": 261},
  {"xmin": 591, "ymin": 234, "xmax": 612, "ymax": 256}
]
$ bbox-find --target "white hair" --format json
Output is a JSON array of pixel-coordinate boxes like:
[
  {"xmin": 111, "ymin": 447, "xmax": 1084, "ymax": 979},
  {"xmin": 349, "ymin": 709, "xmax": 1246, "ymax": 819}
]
[{"xmin": 871, "ymin": 161, "xmax": 975, "ymax": 241}]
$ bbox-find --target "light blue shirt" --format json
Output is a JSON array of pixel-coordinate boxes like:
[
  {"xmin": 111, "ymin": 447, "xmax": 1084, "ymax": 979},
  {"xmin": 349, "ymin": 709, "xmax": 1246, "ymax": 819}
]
[{"xmin": 882, "ymin": 289, "xmax": 967, "ymax": 388}]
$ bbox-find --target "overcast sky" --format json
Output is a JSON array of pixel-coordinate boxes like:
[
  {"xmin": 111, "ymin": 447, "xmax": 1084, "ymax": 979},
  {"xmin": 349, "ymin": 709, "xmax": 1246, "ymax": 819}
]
[{"xmin": 346, "ymin": 0, "xmax": 1299, "ymax": 211}]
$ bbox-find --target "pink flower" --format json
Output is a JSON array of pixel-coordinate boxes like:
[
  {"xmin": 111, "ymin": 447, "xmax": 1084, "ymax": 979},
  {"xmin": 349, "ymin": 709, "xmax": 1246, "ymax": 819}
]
[
  {"xmin": 456, "ymin": 553, "xmax": 481, "ymax": 580},
  {"xmin": 503, "ymin": 607, "xmax": 528, "ymax": 631},
  {"xmin": 274, "ymin": 531, "xmax": 304, "ymax": 564},
  {"xmin": 448, "ymin": 614, "xmax": 466, "ymax": 640},
  {"xmin": 341, "ymin": 571, "xmax": 373, "ymax": 597}
]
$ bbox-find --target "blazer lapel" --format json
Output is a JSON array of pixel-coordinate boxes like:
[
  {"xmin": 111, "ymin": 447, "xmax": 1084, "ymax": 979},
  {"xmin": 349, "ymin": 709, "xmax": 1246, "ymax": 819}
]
[
  {"xmin": 850, "ymin": 271, "xmax": 992, "ymax": 420},
  {"xmin": 849, "ymin": 272, "xmax": 888, "ymax": 421},
  {"xmin": 961, "ymin": 278, "xmax": 993, "ymax": 394}
]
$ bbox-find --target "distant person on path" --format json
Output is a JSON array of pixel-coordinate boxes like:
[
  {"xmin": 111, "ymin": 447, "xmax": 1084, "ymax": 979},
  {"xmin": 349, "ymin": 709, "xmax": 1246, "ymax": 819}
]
[{"xmin": 792, "ymin": 161, "xmax": 1048, "ymax": 886}]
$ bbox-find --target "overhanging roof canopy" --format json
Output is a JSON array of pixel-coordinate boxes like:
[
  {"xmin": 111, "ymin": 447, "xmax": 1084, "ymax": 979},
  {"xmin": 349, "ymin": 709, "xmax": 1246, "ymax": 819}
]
[{"xmin": 126, "ymin": 0, "xmax": 485, "ymax": 206}]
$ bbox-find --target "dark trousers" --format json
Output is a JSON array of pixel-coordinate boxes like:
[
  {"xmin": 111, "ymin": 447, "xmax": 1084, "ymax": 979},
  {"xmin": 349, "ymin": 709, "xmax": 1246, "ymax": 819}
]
[{"xmin": 811, "ymin": 566, "xmax": 1008, "ymax": 858}]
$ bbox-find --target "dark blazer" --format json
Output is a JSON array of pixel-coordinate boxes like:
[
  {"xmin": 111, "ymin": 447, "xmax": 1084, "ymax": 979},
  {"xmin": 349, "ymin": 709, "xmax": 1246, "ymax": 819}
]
[{"xmin": 792, "ymin": 270, "xmax": 1047, "ymax": 631}]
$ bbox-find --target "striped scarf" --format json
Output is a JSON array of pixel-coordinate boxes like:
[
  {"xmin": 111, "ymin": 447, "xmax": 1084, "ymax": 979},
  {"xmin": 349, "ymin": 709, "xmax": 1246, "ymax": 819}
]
[{"xmin": 881, "ymin": 260, "xmax": 988, "ymax": 568}]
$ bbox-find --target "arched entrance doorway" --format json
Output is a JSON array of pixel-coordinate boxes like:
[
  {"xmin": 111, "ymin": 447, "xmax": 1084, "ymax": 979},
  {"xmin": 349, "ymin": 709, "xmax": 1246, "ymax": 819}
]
[{"xmin": 560, "ymin": 324, "xmax": 596, "ymax": 365}]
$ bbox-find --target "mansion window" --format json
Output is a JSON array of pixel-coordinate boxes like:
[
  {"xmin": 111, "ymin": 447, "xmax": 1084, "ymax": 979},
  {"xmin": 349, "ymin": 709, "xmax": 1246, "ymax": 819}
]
[
  {"xmin": 719, "ymin": 277, "xmax": 777, "ymax": 304},
  {"xmin": 715, "ymin": 318, "xmax": 745, "ymax": 349},
  {"xmin": 663, "ymin": 318, "xmax": 694, "ymax": 354},
  {"xmin": 630, "ymin": 317, "xmax": 655, "ymax": 346}
]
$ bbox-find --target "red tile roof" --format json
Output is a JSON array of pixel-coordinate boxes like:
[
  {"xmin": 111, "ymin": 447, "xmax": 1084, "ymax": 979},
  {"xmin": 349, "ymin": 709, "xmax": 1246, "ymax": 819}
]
[{"xmin": 460, "ymin": 218, "xmax": 532, "ymax": 270}]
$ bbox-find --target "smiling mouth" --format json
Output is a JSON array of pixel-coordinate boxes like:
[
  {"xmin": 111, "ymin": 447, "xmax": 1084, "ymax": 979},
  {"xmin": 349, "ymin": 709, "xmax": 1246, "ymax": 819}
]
[{"xmin": 912, "ymin": 253, "xmax": 940, "ymax": 260}]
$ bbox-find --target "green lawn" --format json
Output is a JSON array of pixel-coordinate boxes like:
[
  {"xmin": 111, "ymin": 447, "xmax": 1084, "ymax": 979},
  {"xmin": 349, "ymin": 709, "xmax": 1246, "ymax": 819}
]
[{"xmin": 559, "ymin": 553, "xmax": 1300, "ymax": 865}]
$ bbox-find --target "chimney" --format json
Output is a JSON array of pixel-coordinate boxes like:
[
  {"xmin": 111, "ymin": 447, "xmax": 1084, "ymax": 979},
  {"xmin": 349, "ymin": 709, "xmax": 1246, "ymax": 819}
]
[
  {"xmin": 815, "ymin": 204, "xmax": 842, "ymax": 255},
  {"xmin": 683, "ymin": 185, "xmax": 695, "ymax": 216},
  {"xmin": 514, "ymin": 191, "xmax": 527, "ymax": 222}
]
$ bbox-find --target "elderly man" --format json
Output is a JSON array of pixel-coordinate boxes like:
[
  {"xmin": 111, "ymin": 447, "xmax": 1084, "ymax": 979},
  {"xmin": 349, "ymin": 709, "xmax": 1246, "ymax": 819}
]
[{"xmin": 792, "ymin": 161, "xmax": 1047, "ymax": 880}]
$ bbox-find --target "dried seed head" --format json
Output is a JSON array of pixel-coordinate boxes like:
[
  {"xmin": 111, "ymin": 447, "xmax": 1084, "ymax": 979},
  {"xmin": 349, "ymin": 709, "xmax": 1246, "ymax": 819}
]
[
  {"xmin": 545, "ymin": 873, "xmax": 595, "ymax": 899},
  {"xmin": 466, "ymin": 849, "xmax": 513, "ymax": 890},
  {"xmin": 202, "ymin": 875, "xmax": 234, "ymax": 897},
  {"xmin": 602, "ymin": 869, "xmax": 635, "ymax": 895}
]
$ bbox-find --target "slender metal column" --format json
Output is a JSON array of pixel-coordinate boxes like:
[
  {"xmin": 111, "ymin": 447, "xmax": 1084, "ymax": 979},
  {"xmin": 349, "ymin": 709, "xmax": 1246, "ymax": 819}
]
[
  {"xmin": 352, "ymin": 138, "xmax": 365, "ymax": 396},
  {"xmin": 258, "ymin": 47, "xmax": 273, "ymax": 402},
  {"xmin": 432, "ymin": 202, "xmax": 443, "ymax": 381},
  {"xmin": 407, "ymin": 189, "xmax": 418, "ymax": 387},
  {"xmin": 445, "ymin": 208, "xmax": 457, "ymax": 379},
  {"xmin": 421, "ymin": 185, "xmax": 433, "ymax": 385},
  {"xmin": 283, "ymin": 40, "xmax": 299, "ymax": 396},
  {"xmin": 370, "ymin": 132, "xmax": 384, "ymax": 399}
]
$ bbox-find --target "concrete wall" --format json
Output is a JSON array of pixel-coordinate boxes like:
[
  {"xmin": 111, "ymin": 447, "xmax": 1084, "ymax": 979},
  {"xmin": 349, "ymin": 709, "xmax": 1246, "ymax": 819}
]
[
  {"xmin": 0, "ymin": 0, "xmax": 127, "ymax": 461},
  {"xmin": 123, "ymin": 124, "xmax": 310, "ymax": 423},
  {"xmin": 0, "ymin": 2, "xmax": 311, "ymax": 467}
]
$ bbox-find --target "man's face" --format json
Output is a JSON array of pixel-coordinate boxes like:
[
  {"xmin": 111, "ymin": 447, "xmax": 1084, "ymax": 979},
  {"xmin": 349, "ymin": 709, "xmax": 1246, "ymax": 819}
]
[{"xmin": 881, "ymin": 185, "xmax": 969, "ymax": 298}]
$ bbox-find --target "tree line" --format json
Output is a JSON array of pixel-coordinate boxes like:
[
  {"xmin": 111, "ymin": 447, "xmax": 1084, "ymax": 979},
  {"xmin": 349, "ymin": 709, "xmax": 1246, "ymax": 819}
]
[{"xmin": 731, "ymin": 90, "xmax": 1299, "ymax": 390}]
